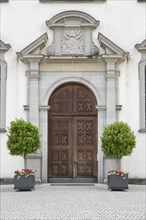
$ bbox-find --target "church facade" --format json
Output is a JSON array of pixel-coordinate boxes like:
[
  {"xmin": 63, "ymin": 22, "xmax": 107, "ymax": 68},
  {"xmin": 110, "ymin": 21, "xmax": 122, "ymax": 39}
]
[{"xmin": 0, "ymin": 0, "xmax": 146, "ymax": 183}]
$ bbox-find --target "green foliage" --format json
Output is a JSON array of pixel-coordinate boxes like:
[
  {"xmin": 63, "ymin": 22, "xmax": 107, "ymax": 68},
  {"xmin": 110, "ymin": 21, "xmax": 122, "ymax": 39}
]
[
  {"xmin": 6, "ymin": 119, "xmax": 40, "ymax": 158},
  {"xmin": 101, "ymin": 121, "xmax": 136, "ymax": 157}
]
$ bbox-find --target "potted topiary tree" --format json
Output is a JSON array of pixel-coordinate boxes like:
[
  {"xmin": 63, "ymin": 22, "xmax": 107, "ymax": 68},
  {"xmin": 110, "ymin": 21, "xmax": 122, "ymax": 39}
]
[
  {"xmin": 6, "ymin": 118, "xmax": 41, "ymax": 191},
  {"xmin": 101, "ymin": 121, "xmax": 136, "ymax": 190}
]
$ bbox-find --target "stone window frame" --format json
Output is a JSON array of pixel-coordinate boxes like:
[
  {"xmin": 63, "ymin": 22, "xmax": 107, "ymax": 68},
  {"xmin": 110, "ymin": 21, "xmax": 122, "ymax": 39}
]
[
  {"xmin": 0, "ymin": 40, "xmax": 11, "ymax": 132},
  {"xmin": 135, "ymin": 40, "xmax": 146, "ymax": 132}
]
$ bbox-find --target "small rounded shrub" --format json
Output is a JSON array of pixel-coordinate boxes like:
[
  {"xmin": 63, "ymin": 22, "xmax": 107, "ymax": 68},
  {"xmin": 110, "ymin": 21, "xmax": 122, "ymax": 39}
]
[
  {"xmin": 101, "ymin": 121, "xmax": 136, "ymax": 157},
  {"xmin": 7, "ymin": 119, "xmax": 40, "ymax": 158}
]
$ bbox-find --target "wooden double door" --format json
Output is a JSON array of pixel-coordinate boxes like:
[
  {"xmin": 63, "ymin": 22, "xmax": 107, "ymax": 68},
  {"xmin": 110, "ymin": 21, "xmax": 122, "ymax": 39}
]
[{"xmin": 48, "ymin": 83, "xmax": 97, "ymax": 183}]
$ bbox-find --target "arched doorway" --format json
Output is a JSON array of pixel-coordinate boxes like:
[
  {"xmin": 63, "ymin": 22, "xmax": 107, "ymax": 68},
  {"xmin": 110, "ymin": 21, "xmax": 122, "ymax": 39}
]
[{"xmin": 48, "ymin": 83, "xmax": 98, "ymax": 183}]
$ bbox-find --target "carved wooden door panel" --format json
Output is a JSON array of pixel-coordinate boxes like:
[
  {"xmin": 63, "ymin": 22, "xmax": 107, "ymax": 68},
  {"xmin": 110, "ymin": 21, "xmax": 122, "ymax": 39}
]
[
  {"xmin": 73, "ymin": 85, "xmax": 97, "ymax": 178},
  {"xmin": 48, "ymin": 117, "xmax": 73, "ymax": 177},
  {"xmin": 48, "ymin": 83, "xmax": 97, "ymax": 181},
  {"xmin": 74, "ymin": 118, "xmax": 97, "ymax": 177}
]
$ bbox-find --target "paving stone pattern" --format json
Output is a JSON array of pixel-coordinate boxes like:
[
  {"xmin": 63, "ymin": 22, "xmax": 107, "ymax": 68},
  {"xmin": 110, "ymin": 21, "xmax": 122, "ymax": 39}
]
[{"xmin": 0, "ymin": 184, "xmax": 146, "ymax": 220}]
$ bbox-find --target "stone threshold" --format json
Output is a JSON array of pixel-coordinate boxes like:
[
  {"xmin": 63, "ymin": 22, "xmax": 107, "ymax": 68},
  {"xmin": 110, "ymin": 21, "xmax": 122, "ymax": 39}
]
[{"xmin": 50, "ymin": 183, "xmax": 95, "ymax": 186}]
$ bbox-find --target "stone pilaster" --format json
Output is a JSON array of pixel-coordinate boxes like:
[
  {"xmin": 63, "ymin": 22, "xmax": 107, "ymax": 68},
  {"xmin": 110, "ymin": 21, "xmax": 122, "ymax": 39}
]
[
  {"xmin": 28, "ymin": 61, "xmax": 40, "ymax": 126},
  {"xmin": 21, "ymin": 55, "xmax": 43, "ymax": 182},
  {"xmin": 104, "ymin": 57, "xmax": 119, "ymax": 124},
  {"xmin": 21, "ymin": 55, "xmax": 43, "ymax": 126}
]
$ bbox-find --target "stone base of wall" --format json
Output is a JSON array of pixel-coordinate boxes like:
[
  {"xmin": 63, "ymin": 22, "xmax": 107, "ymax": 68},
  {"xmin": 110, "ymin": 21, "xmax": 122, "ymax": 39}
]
[
  {"xmin": 0, "ymin": 178, "xmax": 42, "ymax": 185},
  {"xmin": 128, "ymin": 178, "xmax": 146, "ymax": 185},
  {"xmin": 0, "ymin": 178, "xmax": 146, "ymax": 185},
  {"xmin": 0, "ymin": 178, "xmax": 14, "ymax": 185}
]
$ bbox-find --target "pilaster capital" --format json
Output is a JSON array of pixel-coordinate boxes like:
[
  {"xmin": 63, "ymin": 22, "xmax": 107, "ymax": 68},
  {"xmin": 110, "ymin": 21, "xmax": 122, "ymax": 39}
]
[{"xmin": 18, "ymin": 54, "xmax": 44, "ymax": 64}]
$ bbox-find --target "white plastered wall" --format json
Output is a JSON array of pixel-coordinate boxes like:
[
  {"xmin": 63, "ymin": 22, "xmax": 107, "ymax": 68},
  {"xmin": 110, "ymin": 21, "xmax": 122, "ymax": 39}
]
[{"xmin": 0, "ymin": 0, "xmax": 145, "ymax": 179}]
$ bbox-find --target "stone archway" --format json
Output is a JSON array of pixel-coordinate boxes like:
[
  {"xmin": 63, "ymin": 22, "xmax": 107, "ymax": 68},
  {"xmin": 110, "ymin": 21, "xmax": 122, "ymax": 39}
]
[{"xmin": 48, "ymin": 83, "xmax": 98, "ymax": 183}]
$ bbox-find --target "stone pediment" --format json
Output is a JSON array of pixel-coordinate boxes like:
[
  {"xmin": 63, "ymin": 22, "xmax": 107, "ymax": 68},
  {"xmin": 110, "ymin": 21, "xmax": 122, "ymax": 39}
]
[
  {"xmin": 135, "ymin": 39, "xmax": 146, "ymax": 62},
  {"xmin": 98, "ymin": 33, "xmax": 128, "ymax": 60},
  {"xmin": 0, "ymin": 40, "xmax": 11, "ymax": 61},
  {"xmin": 17, "ymin": 33, "xmax": 48, "ymax": 57},
  {"xmin": 46, "ymin": 11, "xmax": 99, "ymax": 28},
  {"xmin": 46, "ymin": 11, "xmax": 100, "ymax": 57},
  {"xmin": 0, "ymin": 40, "xmax": 11, "ymax": 52},
  {"xmin": 135, "ymin": 39, "xmax": 146, "ymax": 52}
]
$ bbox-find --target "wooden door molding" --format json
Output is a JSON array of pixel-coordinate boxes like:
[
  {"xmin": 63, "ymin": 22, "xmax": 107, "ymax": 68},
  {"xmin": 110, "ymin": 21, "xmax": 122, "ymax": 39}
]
[{"xmin": 48, "ymin": 83, "xmax": 97, "ymax": 183}]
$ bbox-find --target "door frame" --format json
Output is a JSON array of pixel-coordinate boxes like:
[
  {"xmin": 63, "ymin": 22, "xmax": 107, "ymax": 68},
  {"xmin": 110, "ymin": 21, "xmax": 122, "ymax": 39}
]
[
  {"xmin": 47, "ymin": 82, "xmax": 98, "ymax": 183},
  {"xmin": 39, "ymin": 77, "xmax": 105, "ymax": 183}
]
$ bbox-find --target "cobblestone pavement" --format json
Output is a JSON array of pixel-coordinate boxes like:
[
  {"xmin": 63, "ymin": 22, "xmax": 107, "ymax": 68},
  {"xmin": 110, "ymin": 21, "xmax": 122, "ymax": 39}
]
[{"xmin": 0, "ymin": 184, "xmax": 146, "ymax": 220}]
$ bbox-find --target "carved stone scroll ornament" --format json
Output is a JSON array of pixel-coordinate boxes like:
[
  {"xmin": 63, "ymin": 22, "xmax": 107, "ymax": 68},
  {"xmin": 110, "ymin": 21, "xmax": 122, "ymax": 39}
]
[
  {"xmin": 91, "ymin": 42, "xmax": 100, "ymax": 55},
  {"xmin": 46, "ymin": 43, "xmax": 54, "ymax": 56}
]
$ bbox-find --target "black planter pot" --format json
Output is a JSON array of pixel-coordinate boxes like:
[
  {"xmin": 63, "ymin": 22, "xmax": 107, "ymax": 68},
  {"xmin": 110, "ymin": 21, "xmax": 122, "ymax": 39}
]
[
  {"xmin": 107, "ymin": 174, "xmax": 128, "ymax": 191},
  {"xmin": 14, "ymin": 175, "xmax": 35, "ymax": 191}
]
